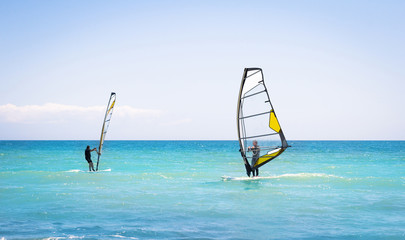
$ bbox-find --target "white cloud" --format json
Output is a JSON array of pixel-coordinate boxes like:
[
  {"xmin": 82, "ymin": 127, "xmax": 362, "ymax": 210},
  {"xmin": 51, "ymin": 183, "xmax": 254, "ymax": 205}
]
[
  {"xmin": 115, "ymin": 105, "xmax": 162, "ymax": 118},
  {"xmin": 0, "ymin": 103, "xmax": 162, "ymax": 124},
  {"xmin": 160, "ymin": 118, "xmax": 192, "ymax": 126}
]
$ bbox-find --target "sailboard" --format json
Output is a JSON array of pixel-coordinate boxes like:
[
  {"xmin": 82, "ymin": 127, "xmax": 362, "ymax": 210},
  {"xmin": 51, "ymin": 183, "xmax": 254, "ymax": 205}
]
[
  {"xmin": 221, "ymin": 175, "xmax": 276, "ymax": 181},
  {"xmin": 96, "ymin": 92, "xmax": 116, "ymax": 171},
  {"xmin": 237, "ymin": 68, "xmax": 288, "ymax": 177}
]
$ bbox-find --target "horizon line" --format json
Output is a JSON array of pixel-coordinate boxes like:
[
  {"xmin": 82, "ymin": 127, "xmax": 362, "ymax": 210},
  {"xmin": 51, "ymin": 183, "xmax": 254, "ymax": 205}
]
[{"xmin": 0, "ymin": 139, "xmax": 404, "ymax": 141}]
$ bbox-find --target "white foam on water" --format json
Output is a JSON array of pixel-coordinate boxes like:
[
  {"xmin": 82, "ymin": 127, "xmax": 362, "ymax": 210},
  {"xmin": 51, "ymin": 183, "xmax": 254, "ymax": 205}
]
[
  {"xmin": 222, "ymin": 173, "xmax": 344, "ymax": 181},
  {"xmin": 65, "ymin": 169, "xmax": 82, "ymax": 173},
  {"xmin": 99, "ymin": 168, "xmax": 111, "ymax": 172},
  {"xmin": 42, "ymin": 236, "xmax": 84, "ymax": 240},
  {"xmin": 68, "ymin": 235, "xmax": 84, "ymax": 239},
  {"xmin": 276, "ymin": 173, "xmax": 344, "ymax": 179},
  {"xmin": 158, "ymin": 174, "xmax": 171, "ymax": 179},
  {"xmin": 110, "ymin": 235, "xmax": 138, "ymax": 239}
]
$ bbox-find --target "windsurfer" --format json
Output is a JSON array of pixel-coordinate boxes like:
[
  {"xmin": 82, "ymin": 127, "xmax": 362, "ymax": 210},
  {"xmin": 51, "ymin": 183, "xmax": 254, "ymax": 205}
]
[
  {"xmin": 248, "ymin": 140, "xmax": 260, "ymax": 177},
  {"xmin": 85, "ymin": 145, "xmax": 98, "ymax": 172}
]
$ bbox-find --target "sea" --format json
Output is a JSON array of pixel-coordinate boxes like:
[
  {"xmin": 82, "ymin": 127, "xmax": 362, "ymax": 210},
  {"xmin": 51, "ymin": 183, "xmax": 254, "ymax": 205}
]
[{"xmin": 0, "ymin": 140, "xmax": 404, "ymax": 240}]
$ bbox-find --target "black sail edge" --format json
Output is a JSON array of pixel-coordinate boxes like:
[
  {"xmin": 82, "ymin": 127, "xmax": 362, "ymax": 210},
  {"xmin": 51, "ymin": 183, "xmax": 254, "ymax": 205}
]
[{"xmin": 237, "ymin": 68, "xmax": 253, "ymax": 177}]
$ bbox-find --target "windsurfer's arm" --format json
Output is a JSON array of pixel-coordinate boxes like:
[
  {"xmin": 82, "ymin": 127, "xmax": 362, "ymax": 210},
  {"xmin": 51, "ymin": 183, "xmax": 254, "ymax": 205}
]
[{"xmin": 92, "ymin": 148, "xmax": 100, "ymax": 155}]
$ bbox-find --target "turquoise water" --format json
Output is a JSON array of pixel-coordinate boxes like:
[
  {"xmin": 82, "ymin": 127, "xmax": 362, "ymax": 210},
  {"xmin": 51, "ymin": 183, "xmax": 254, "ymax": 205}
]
[{"xmin": 0, "ymin": 141, "xmax": 404, "ymax": 239}]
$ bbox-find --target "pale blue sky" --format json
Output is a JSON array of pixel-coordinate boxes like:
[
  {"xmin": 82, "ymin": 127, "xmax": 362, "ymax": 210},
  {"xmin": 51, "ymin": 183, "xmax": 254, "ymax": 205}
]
[{"xmin": 0, "ymin": 0, "xmax": 404, "ymax": 140}]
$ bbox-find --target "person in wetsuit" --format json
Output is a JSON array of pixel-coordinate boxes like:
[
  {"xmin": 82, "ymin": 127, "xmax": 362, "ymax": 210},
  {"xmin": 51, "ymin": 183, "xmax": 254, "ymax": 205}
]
[
  {"xmin": 85, "ymin": 145, "xmax": 98, "ymax": 171},
  {"xmin": 248, "ymin": 140, "xmax": 260, "ymax": 177}
]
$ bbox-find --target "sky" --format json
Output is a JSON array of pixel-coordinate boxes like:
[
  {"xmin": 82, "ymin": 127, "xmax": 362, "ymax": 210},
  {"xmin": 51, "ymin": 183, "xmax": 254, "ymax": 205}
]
[{"xmin": 0, "ymin": 0, "xmax": 404, "ymax": 140}]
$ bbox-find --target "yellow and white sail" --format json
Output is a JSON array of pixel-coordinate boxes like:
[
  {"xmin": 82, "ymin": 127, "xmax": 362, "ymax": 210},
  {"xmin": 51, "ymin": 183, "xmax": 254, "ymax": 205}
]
[
  {"xmin": 236, "ymin": 68, "xmax": 288, "ymax": 176},
  {"xmin": 96, "ymin": 92, "xmax": 116, "ymax": 171}
]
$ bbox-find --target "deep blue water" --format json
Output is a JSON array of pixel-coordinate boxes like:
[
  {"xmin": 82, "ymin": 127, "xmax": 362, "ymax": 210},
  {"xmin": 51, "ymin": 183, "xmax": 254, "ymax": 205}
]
[{"xmin": 0, "ymin": 141, "xmax": 404, "ymax": 239}]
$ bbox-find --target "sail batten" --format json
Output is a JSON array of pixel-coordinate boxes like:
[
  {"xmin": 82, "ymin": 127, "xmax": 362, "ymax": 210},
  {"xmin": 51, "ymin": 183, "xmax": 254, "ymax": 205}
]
[
  {"xmin": 239, "ymin": 111, "xmax": 271, "ymax": 120},
  {"xmin": 242, "ymin": 90, "xmax": 267, "ymax": 99},
  {"xmin": 236, "ymin": 68, "xmax": 288, "ymax": 177},
  {"xmin": 246, "ymin": 69, "xmax": 261, "ymax": 78},
  {"xmin": 96, "ymin": 92, "xmax": 116, "ymax": 171},
  {"xmin": 241, "ymin": 132, "xmax": 279, "ymax": 140}
]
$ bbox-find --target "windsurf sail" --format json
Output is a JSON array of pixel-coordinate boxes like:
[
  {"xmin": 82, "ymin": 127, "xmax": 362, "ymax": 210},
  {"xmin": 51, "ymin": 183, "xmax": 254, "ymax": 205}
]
[
  {"xmin": 237, "ymin": 68, "xmax": 288, "ymax": 177},
  {"xmin": 96, "ymin": 92, "xmax": 116, "ymax": 171}
]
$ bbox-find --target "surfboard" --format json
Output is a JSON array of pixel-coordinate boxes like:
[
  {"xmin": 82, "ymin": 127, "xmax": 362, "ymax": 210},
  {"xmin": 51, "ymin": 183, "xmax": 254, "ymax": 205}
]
[
  {"xmin": 66, "ymin": 169, "xmax": 111, "ymax": 173},
  {"xmin": 221, "ymin": 175, "xmax": 275, "ymax": 181}
]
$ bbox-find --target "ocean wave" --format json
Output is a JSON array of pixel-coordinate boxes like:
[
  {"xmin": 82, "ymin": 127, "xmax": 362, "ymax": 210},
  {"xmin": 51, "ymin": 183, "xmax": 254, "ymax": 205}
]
[
  {"xmin": 158, "ymin": 174, "xmax": 171, "ymax": 179},
  {"xmin": 65, "ymin": 169, "xmax": 82, "ymax": 173},
  {"xmin": 275, "ymin": 173, "xmax": 344, "ymax": 179},
  {"xmin": 0, "ymin": 186, "xmax": 24, "ymax": 190},
  {"xmin": 110, "ymin": 235, "xmax": 138, "ymax": 239},
  {"xmin": 222, "ymin": 173, "xmax": 344, "ymax": 181},
  {"xmin": 42, "ymin": 236, "xmax": 84, "ymax": 240}
]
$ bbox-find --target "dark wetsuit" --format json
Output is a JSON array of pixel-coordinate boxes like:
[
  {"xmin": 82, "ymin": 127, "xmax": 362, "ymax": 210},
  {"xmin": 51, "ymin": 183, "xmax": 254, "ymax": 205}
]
[
  {"xmin": 251, "ymin": 147, "xmax": 260, "ymax": 176},
  {"xmin": 85, "ymin": 148, "xmax": 92, "ymax": 163}
]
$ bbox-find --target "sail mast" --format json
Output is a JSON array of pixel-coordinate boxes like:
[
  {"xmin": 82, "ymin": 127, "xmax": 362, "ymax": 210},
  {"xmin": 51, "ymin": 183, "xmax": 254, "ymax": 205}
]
[{"xmin": 237, "ymin": 68, "xmax": 253, "ymax": 177}]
